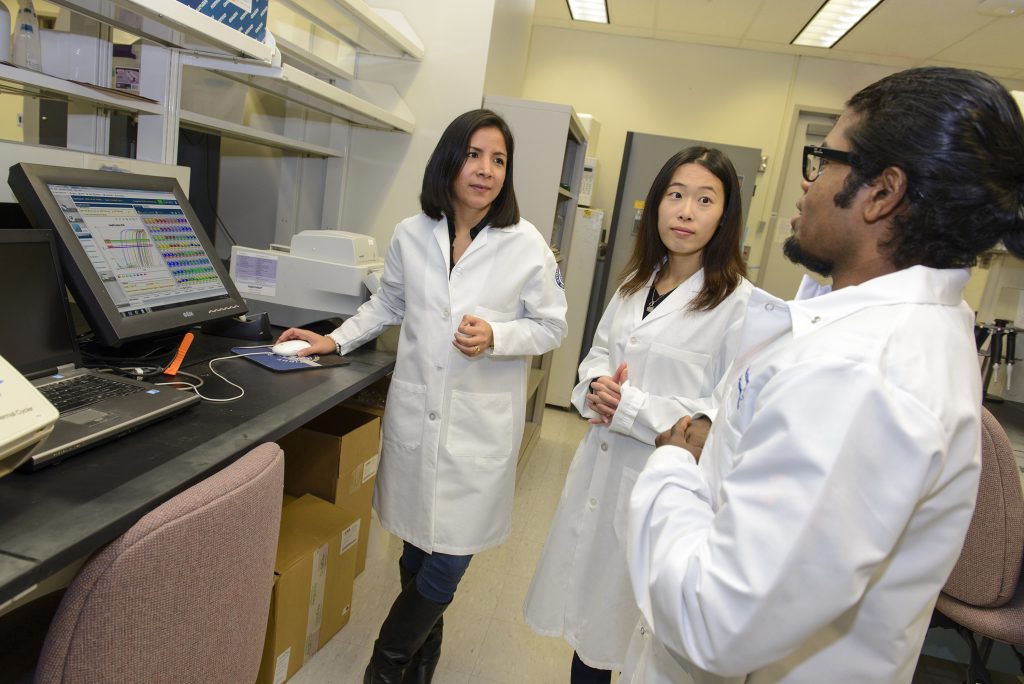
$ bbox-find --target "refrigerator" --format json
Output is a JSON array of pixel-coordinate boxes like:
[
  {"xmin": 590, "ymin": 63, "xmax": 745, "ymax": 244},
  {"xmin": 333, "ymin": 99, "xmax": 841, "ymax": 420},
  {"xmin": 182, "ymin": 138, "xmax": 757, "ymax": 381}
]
[{"xmin": 546, "ymin": 207, "xmax": 605, "ymax": 408}]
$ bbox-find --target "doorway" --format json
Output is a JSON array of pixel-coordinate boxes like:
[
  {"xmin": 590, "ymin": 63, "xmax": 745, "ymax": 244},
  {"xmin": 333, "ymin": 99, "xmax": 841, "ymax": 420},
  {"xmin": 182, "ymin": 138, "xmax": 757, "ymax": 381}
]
[{"xmin": 757, "ymin": 109, "xmax": 839, "ymax": 298}]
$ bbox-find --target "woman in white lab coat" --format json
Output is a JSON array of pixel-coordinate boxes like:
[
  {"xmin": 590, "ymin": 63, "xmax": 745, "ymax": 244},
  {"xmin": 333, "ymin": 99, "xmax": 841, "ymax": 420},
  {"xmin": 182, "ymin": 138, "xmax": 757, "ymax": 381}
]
[
  {"xmin": 523, "ymin": 147, "xmax": 752, "ymax": 683},
  {"xmin": 276, "ymin": 109, "xmax": 568, "ymax": 684}
]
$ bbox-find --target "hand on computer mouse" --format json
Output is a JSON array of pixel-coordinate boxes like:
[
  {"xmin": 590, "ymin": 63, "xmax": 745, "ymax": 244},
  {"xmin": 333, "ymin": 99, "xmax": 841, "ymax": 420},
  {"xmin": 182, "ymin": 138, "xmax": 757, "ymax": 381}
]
[
  {"xmin": 271, "ymin": 339, "xmax": 312, "ymax": 357},
  {"xmin": 274, "ymin": 329, "xmax": 337, "ymax": 357}
]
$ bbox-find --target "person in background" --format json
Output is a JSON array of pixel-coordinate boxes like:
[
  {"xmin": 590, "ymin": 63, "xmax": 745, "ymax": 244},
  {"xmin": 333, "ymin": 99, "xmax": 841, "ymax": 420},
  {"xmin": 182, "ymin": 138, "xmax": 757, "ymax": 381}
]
[
  {"xmin": 624, "ymin": 67, "xmax": 1024, "ymax": 684},
  {"xmin": 524, "ymin": 147, "xmax": 753, "ymax": 683},
  {"xmin": 277, "ymin": 109, "xmax": 568, "ymax": 684}
]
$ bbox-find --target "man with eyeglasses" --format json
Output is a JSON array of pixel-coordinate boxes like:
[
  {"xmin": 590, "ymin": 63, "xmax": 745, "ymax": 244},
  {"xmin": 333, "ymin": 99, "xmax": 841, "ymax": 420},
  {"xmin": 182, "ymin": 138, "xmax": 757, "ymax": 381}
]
[{"xmin": 621, "ymin": 67, "xmax": 1024, "ymax": 684}]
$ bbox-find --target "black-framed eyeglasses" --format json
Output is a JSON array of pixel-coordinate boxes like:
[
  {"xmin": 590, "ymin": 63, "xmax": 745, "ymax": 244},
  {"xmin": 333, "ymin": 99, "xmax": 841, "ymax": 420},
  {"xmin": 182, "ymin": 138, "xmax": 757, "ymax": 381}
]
[{"xmin": 803, "ymin": 145, "xmax": 854, "ymax": 182}]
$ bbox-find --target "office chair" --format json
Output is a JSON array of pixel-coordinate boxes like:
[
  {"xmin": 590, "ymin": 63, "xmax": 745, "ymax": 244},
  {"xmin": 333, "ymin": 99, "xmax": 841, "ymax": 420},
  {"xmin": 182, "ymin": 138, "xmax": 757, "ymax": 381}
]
[
  {"xmin": 931, "ymin": 407, "xmax": 1024, "ymax": 684},
  {"xmin": 32, "ymin": 442, "xmax": 284, "ymax": 684}
]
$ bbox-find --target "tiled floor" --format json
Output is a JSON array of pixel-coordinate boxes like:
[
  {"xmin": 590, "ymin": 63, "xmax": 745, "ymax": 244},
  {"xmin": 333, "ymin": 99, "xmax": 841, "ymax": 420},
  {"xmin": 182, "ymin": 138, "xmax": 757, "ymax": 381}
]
[{"xmin": 291, "ymin": 406, "xmax": 1023, "ymax": 684}]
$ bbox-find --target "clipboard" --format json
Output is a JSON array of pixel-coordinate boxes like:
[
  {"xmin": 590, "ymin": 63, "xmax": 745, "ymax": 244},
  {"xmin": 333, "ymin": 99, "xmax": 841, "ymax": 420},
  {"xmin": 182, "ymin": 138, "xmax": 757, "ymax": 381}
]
[{"xmin": 231, "ymin": 346, "xmax": 350, "ymax": 372}]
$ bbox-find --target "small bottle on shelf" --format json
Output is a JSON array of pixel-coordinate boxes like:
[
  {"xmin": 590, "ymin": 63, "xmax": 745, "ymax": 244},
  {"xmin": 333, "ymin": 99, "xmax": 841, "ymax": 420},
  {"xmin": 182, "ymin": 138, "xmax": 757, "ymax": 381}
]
[{"xmin": 10, "ymin": 0, "xmax": 42, "ymax": 71}]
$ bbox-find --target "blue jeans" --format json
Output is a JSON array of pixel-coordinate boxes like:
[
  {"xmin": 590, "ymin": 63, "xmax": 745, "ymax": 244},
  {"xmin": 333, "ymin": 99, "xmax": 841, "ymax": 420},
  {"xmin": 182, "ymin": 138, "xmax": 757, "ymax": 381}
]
[{"xmin": 400, "ymin": 542, "xmax": 472, "ymax": 604}]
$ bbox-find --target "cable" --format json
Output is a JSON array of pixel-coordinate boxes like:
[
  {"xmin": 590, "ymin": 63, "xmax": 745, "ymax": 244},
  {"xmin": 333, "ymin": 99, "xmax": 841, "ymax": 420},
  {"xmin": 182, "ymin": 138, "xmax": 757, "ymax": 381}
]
[{"xmin": 159, "ymin": 352, "xmax": 320, "ymax": 403}]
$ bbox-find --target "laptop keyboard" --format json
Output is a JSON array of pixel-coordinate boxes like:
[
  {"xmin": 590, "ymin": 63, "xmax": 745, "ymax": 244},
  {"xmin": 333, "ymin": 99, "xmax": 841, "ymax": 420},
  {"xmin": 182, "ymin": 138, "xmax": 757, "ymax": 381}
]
[{"xmin": 39, "ymin": 374, "xmax": 144, "ymax": 414}]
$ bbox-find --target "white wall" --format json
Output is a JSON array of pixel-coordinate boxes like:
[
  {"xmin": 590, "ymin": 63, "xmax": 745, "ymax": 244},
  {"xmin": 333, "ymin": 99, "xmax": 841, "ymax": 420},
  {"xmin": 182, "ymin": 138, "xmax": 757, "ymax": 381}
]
[
  {"xmin": 483, "ymin": 0, "xmax": 535, "ymax": 98},
  {"xmin": 520, "ymin": 25, "xmax": 1024, "ymax": 280},
  {"xmin": 341, "ymin": 0, "xmax": 499, "ymax": 245}
]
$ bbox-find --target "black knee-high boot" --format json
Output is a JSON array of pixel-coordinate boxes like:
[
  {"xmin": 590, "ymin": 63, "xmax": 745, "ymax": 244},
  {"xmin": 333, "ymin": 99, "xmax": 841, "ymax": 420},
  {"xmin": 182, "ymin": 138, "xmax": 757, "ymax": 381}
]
[
  {"xmin": 364, "ymin": 574, "xmax": 448, "ymax": 684},
  {"xmin": 398, "ymin": 562, "xmax": 444, "ymax": 684}
]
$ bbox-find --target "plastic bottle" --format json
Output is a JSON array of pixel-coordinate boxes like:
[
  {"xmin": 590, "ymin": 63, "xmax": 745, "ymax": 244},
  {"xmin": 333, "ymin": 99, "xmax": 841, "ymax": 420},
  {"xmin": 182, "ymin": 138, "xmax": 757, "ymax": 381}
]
[{"xmin": 10, "ymin": 0, "xmax": 41, "ymax": 71}]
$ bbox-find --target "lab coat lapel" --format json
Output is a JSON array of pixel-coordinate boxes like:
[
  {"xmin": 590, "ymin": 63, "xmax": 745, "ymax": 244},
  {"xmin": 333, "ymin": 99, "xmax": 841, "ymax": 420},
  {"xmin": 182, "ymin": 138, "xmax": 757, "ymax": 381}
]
[
  {"xmin": 628, "ymin": 272, "xmax": 658, "ymax": 328},
  {"xmin": 431, "ymin": 218, "xmax": 450, "ymax": 271},
  {"xmin": 636, "ymin": 268, "xmax": 705, "ymax": 328}
]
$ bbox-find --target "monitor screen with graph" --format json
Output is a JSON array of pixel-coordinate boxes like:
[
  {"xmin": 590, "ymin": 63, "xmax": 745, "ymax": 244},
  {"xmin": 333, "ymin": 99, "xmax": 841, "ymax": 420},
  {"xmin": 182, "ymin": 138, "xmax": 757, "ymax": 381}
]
[{"xmin": 8, "ymin": 163, "xmax": 247, "ymax": 347}]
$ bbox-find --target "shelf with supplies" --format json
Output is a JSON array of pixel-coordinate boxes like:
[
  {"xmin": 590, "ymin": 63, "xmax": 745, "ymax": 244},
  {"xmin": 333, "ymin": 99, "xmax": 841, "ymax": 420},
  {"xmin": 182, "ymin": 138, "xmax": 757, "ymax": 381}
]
[
  {"xmin": 0, "ymin": 62, "xmax": 164, "ymax": 115},
  {"xmin": 47, "ymin": 0, "xmax": 274, "ymax": 62},
  {"xmin": 180, "ymin": 54, "xmax": 414, "ymax": 133}
]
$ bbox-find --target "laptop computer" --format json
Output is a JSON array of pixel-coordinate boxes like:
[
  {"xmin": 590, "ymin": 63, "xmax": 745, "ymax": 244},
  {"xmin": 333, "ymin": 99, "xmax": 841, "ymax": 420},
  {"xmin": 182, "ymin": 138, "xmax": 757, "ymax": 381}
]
[{"xmin": 0, "ymin": 229, "xmax": 200, "ymax": 470}]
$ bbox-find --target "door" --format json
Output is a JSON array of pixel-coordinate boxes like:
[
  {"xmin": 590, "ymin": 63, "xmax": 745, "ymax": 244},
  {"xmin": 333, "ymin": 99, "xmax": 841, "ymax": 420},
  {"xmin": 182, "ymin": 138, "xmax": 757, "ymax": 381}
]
[
  {"xmin": 582, "ymin": 132, "xmax": 762, "ymax": 352},
  {"xmin": 757, "ymin": 111, "xmax": 839, "ymax": 298}
]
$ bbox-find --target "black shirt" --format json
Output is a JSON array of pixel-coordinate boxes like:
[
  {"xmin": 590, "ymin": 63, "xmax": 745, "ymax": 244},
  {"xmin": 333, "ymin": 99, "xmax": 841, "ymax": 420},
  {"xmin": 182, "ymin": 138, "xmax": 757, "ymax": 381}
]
[{"xmin": 447, "ymin": 214, "xmax": 488, "ymax": 276}]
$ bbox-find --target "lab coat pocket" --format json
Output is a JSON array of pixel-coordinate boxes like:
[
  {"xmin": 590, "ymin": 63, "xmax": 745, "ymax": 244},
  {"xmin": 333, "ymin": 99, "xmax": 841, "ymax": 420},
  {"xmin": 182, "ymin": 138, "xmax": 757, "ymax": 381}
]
[
  {"xmin": 447, "ymin": 388, "xmax": 514, "ymax": 461},
  {"xmin": 613, "ymin": 466, "xmax": 641, "ymax": 543},
  {"xmin": 647, "ymin": 342, "xmax": 712, "ymax": 395},
  {"xmin": 383, "ymin": 379, "xmax": 426, "ymax": 450}
]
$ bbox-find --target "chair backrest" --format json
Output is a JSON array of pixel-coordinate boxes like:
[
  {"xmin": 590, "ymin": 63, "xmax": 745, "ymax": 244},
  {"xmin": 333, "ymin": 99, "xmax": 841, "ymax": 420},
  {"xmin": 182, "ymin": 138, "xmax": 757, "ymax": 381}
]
[
  {"xmin": 942, "ymin": 407, "xmax": 1024, "ymax": 608},
  {"xmin": 34, "ymin": 442, "xmax": 284, "ymax": 684}
]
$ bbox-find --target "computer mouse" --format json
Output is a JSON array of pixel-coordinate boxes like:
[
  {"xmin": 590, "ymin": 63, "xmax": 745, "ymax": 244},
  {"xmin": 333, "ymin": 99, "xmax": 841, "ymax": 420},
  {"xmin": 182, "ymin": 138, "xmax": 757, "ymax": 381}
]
[{"xmin": 271, "ymin": 339, "xmax": 312, "ymax": 357}]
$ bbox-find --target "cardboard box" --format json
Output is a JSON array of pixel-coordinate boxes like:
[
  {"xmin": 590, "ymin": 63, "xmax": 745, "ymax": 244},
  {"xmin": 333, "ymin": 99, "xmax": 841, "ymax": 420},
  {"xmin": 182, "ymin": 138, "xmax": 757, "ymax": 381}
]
[
  {"xmin": 256, "ymin": 494, "xmax": 359, "ymax": 684},
  {"xmin": 279, "ymin": 407, "xmax": 380, "ymax": 576},
  {"xmin": 176, "ymin": 0, "xmax": 268, "ymax": 42}
]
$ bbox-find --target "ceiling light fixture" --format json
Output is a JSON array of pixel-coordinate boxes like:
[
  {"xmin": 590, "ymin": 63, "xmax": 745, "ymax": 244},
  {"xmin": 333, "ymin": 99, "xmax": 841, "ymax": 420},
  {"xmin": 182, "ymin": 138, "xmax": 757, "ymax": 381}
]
[
  {"xmin": 792, "ymin": 0, "xmax": 884, "ymax": 48},
  {"xmin": 566, "ymin": 0, "xmax": 609, "ymax": 24}
]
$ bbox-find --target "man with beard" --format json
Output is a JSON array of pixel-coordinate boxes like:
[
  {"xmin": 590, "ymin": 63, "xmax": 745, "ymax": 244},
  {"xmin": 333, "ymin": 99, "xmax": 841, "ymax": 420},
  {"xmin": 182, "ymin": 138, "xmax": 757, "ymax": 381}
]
[{"xmin": 621, "ymin": 67, "xmax": 1024, "ymax": 684}]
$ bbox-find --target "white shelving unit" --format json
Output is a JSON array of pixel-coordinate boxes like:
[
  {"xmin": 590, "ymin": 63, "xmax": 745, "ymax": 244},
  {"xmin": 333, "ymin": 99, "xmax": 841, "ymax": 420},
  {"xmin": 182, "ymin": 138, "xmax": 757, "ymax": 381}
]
[
  {"xmin": 2, "ymin": 0, "xmax": 422, "ymax": 255},
  {"xmin": 0, "ymin": 62, "xmax": 164, "ymax": 115},
  {"xmin": 283, "ymin": 0, "xmax": 423, "ymax": 59},
  {"xmin": 48, "ymin": 0, "xmax": 275, "ymax": 62},
  {"xmin": 180, "ymin": 54, "xmax": 414, "ymax": 133}
]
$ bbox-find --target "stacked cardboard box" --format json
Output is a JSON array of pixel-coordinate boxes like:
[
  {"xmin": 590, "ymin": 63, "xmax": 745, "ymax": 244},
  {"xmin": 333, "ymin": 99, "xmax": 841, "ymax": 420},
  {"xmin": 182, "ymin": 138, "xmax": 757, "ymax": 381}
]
[
  {"xmin": 278, "ymin": 407, "xmax": 381, "ymax": 576},
  {"xmin": 256, "ymin": 494, "xmax": 359, "ymax": 684}
]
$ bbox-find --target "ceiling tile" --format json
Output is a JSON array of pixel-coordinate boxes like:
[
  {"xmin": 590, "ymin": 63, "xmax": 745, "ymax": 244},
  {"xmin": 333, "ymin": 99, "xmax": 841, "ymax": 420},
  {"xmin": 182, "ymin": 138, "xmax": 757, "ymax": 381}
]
[
  {"xmin": 932, "ymin": 16, "xmax": 1024, "ymax": 69},
  {"xmin": 837, "ymin": 0, "xmax": 997, "ymax": 62},
  {"xmin": 652, "ymin": 0, "xmax": 766, "ymax": 39}
]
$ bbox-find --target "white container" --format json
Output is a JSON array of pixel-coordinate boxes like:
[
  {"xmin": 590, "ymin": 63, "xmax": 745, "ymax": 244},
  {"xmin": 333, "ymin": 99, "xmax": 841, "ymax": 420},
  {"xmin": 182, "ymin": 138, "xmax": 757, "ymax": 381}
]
[{"xmin": 10, "ymin": 0, "xmax": 41, "ymax": 71}]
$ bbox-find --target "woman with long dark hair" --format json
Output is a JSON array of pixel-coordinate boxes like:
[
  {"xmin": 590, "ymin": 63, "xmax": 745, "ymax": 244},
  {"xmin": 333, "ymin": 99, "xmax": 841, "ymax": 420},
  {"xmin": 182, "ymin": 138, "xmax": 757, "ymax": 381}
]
[
  {"xmin": 523, "ymin": 147, "xmax": 751, "ymax": 683},
  {"xmin": 278, "ymin": 109, "xmax": 567, "ymax": 683}
]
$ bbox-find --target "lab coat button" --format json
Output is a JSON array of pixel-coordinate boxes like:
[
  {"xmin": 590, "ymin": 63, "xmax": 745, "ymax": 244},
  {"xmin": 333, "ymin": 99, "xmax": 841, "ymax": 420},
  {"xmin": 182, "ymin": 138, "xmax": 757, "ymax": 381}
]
[
  {"xmin": 428, "ymin": 411, "xmax": 438, "ymax": 421},
  {"xmin": 640, "ymin": 625, "xmax": 647, "ymax": 636},
  {"xmin": 811, "ymin": 316, "xmax": 821, "ymax": 324},
  {"xmin": 589, "ymin": 497, "xmax": 598, "ymax": 507},
  {"xmin": 630, "ymin": 337, "xmax": 638, "ymax": 344},
  {"xmin": 442, "ymin": 309, "xmax": 450, "ymax": 319},
  {"xmin": 764, "ymin": 303, "xmax": 774, "ymax": 312},
  {"xmin": 600, "ymin": 442, "xmax": 608, "ymax": 451}
]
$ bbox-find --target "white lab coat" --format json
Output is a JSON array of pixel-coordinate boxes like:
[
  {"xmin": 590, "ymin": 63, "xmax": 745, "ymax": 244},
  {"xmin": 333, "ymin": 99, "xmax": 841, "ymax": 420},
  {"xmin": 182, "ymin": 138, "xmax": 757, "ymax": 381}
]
[
  {"xmin": 523, "ymin": 268, "xmax": 753, "ymax": 670},
  {"xmin": 328, "ymin": 213, "xmax": 567, "ymax": 554},
  {"xmin": 624, "ymin": 267, "xmax": 982, "ymax": 684}
]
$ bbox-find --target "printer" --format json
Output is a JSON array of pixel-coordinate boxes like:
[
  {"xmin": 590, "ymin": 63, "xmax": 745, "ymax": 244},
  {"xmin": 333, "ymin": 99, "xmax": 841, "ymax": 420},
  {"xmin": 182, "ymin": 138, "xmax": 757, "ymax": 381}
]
[
  {"xmin": 230, "ymin": 230, "xmax": 384, "ymax": 328},
  {"xmin": 0, "ymin": 354, "xmax": 58, "ymax": 477}
]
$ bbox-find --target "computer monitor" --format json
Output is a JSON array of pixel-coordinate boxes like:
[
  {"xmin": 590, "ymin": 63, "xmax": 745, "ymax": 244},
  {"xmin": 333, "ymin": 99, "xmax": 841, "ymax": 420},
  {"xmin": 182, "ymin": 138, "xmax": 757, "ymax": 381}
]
[{"xmin": 8, "ymin": 163, "xmax": 247, "ymax": 347}]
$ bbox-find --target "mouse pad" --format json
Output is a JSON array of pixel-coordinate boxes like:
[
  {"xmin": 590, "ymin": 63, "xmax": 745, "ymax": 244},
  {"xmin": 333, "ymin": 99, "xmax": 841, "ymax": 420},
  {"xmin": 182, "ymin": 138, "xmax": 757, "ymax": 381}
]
[{"xmin": 231, "ymin": 346, "xmax": 351, "ymax": 372}]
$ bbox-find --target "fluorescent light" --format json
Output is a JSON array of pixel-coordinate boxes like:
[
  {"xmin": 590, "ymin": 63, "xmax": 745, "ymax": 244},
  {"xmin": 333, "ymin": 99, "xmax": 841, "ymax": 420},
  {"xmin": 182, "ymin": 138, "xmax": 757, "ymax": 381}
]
[
  {"xmin": 792, "ymin": 0, "xmax": 884, "ymax": 48},
  {"xmin": 566, "ymin": 0, "xmax": 609, "ymax": 24}
]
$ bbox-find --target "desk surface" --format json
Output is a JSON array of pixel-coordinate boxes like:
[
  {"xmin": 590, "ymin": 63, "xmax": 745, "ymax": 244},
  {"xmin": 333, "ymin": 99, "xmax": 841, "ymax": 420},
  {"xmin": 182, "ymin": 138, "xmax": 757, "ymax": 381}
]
[{"xmin": 0, "ymin": 333, "xmax": 395, "ymax": 604}]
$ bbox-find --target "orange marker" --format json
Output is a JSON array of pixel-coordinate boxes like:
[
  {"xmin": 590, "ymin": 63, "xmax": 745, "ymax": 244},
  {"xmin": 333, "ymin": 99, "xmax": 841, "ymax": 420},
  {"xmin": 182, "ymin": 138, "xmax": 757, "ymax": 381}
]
[{"xmin": 163, "ymin": 332, "xmax": 195, "ymax": 376}]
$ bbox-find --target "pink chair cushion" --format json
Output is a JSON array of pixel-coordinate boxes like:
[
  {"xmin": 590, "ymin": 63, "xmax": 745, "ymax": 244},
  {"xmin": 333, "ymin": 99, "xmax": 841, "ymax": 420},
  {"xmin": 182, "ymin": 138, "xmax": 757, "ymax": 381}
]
[
  {"xmin": 942, "ymin": 408, "xmax": 1024, "ymax": 608},
  {"xmin": 34, "ymin": 442, "xmax": 283, "ymax": 684}
]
